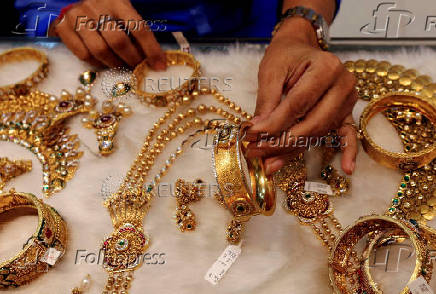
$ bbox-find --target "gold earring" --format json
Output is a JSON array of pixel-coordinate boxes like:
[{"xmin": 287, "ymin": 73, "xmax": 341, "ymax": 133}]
[{"xmin": 174, "ymin": 178, "xmax": 205, "ymax": 232}]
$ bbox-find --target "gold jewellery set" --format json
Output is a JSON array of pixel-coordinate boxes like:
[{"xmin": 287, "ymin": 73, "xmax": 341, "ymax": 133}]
[
  {"xmin": 1, "ymin": 46, "xmax": 436, "ymax": 294},
  {"xmin": 274, "ymin": 59, "xmax": 436, "ymax": 294}
]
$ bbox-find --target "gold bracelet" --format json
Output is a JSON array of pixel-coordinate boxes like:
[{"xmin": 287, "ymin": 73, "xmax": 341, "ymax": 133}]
[
  {"xmin": 213, "ymin": 123, "xmax": 276, "ymax": 243},
  {"xmin": 0, "ymin": 190, "xmax": 67, "ymax": 289},
  {"xmin": 359, "ymin": 92, "xmax": 436, "ymax": 171},
  {"xmin": 0, "ymin": 48, "xmax": 49, "ymax": 100},
  {"xmin": 329, "ymin": 215, "xmax": 435, "ymax": 294},
  {"xmin": 133, "ymin": 50, "xmax": 201, "ymax": 107}
]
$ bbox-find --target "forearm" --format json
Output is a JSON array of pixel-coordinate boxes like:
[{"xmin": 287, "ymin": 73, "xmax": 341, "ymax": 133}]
[{"xmin": 281, "ymin": 0, "xmax": 336, "ymax": 24}]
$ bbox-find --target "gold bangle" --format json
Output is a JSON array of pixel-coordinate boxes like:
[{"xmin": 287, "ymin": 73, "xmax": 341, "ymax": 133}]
[
  {"xmin": 213, "ymin": 123, "xmax": 276, "ymax": 243},
  {"xmin": 0, "ymin": 48, "xmax": 49, "ymax": 100},
  {"xmin": 360, "ymin": 224, "xmax": 436, "ymax": 294},
  {"xmin": 0, "ymin": 190, "xmax": 67, "ymax": 289},
  {"xmin": 359, "ymin": 92, "xmax": 436, "ymax": 170},
  {"xmin": 133, "ymin": 50, "xmax": 201, "ymax": 107},
  {"xmin": 329, "ymin": 215, "xmax": 434, "ymax": 294},
  {"xmin": 213, "ymin": 124, "xmax": 256, "ymax": 220},
  {"xmin": 246, "ymin": 157, "xmax": 276, "ymax": 215}
]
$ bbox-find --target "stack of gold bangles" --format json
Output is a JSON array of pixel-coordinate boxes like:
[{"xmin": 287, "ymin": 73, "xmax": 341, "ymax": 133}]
[
  {"xmin": 213, "ymin": 122, "xmax": 276, "ymax": 244},
  {"xmin": 0, "ymin": 190, "xmax": 67, "ymax": 289}
]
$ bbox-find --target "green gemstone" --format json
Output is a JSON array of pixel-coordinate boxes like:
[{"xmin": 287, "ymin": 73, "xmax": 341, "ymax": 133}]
[
  {"xmin": 147, "ymin": 185, "xmax": 153, "ymax": 192},
  {"xmin": 392, "ymin": 198, "xmax": 399, "ymax": 205},
  {"xmin": 79, "ymin": 71, "xmax": 96, "ymax": 85},
  {"xmin": 304, "ymin": 193, "xmax": 311, "ymax": 199},
  {"xmin": 404, "ymin": 175, "xmax": 410, "ymax": 181},
  {"xmin": 397, "ymin": 191, "xmax": 403, "ymax": 197},
  {"xmin": 388, "ymin": 207, "xmax": 396, "ymax": 213},
  {"xmin": 400, "ymin": 183, "xmax": 406, "ymax": 188}
]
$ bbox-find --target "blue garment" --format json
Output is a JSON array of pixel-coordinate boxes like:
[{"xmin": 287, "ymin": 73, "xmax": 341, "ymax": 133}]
[{"xmin": 14, "ymin": 0, "xmax": 341, "ymax": 38}]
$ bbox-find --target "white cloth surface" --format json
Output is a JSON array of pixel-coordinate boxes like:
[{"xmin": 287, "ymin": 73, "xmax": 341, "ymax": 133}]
[{"xmin": 0, "ymin": 43, "xmax": 435, "ymax": 294}]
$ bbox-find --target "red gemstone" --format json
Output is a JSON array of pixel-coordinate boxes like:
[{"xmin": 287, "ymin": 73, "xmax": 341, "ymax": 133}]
[{"xmin": 45, "ymin": 228, "xmax": 53, "ymax": 239}]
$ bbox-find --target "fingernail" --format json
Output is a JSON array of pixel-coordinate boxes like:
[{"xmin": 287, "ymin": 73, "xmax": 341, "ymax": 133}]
[
  {"xmin": 153, "ymin": 60, "xmax": 167, "ymax": 71},
  {"xmin": 266, "ymin": 159, "xmax": 284, "ymax": 176}
]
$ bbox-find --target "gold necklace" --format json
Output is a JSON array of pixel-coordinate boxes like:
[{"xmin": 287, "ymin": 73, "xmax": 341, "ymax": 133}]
[{"xmin": 101, "ymin": 85, "xmax": 251, "ymax": 293}]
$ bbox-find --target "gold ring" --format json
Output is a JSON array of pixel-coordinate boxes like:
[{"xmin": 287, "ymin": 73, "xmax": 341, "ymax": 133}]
[
  {"xmin": 0, "ymin": 48, "xmax": 49, "ymax": 100},
  {"xmin": 133, "ymin": 50, "xmax": 201, "ymax": 107},
  {"xmin": 0, "ymin": 190, "xmax": 67, "ymax": 289},
  {"xmin": 359, "ymin": 92, "xmax": 436, "ymax": 170}
]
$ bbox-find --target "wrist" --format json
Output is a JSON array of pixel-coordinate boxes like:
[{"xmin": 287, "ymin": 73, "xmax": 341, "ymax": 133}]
[{"xmin": 272, "ymin": 17, "xmax": 319, "ymax": 48}]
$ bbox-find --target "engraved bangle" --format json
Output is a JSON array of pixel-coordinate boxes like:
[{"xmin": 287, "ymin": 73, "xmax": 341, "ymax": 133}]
[
  {"xmin": 329, "ymin": 215, "xmax": 434, "ymax": 294},
  {"xmin": 0, "ymin": 48, "xmax": 49, "ymax": 100},
  {"xmin": 0, "ymin": 190, "xmax": 67, "ymax": 289},
  {"xmin": 359, "ymin": 92, "xmax": 436, "ymax": 171},
  {"xmin": 133, "ymin": 50, "xmax": 201, "ymax": 107}
]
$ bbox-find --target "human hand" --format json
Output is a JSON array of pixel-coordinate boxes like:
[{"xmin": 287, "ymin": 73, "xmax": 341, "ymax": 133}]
[
  {"xmin": 246, "ymin": 17, "xmax": 358, "ymax": 176},
  {"xmin": 51, "ymin": 0, "xmax": 166, "ymax": 69}
]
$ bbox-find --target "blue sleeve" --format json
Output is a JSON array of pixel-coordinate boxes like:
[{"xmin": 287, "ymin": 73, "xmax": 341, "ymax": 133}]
[
  {"xmin": 14, "ymin": 0, "xmax": 77, "ymax": 37},
  {"xmin": 335, "ymin": 0, "xmax": 342, "ymax": 18}
]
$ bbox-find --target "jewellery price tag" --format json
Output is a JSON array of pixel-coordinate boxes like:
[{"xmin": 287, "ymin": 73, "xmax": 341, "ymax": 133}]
[
  {"xmin": 40, "ymin": 247, "xmax": 62, "ymax": 266},
  {"xmin": 204, "ymin": 243, "xmax": 242, "ymax": 285},
  {"xmin": 304, "ymin": 181, "xmax": 333, "ymax": 196},
  {"xmin": 408, "ymin": 277, "xmax": 434, "ymax": 294}
]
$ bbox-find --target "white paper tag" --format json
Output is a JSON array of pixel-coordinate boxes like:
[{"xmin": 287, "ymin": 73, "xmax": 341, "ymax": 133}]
[
  {"xmin": 204, "ymin": 243, "xmax": 242, "ymax": 285},
  {"xmin": 305, "ymin": 181, "xmax": 333, "ymax": 195},
  {"xmin": 40, "ymin": 248, "xmax": 62, "ymax": 266},
  {"xmin": 409, "ymin": 277, "xmax": 434, "ymax": 294},
  {"xmin": 171, "ymin": 32, "xmax": 191, "ymax": 53}
]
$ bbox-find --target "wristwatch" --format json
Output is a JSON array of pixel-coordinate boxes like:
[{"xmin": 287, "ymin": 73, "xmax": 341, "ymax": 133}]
[{"xmin": 272, "ymin": 6, "xmax": 330, "ymax": 51}]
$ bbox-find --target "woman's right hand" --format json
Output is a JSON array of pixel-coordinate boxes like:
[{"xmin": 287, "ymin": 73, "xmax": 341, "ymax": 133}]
[{"xmin": 50, "ymin": 0, "xmax": 166, "ymax": 69}]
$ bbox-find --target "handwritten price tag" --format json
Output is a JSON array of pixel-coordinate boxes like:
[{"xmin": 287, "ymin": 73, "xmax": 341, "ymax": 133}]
[
  {"xmin": 40, "ymin": 248, "xmax": 62, "ymax": 266},
  {"xmin": 204, "ymin": 244, "xmax": 242, "ymax": 285},
  {"xmin": 305, "ymin": 181, "xmax": 333, "ymax": 195}
]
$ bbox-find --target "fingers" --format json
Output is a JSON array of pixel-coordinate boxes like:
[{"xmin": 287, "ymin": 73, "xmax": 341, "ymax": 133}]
[
  {"xmin": 338, "ymin": 114, "xmax": 358, "ymax": 175},
  {"xmin": 83, "ymin": 2, "xmax": 143, "ymax": 67},
  {"xmin": 287, "ymin": 69, "xmax": 358, "ymax": 138},
  {"xmin": 54, "ymin": 12, "xmax": 102, "ymax": 67},
  {"xmin": 115, "ymin": 1, "xmax": 166, "ymax": 70},
  {"xmin": 251, "ymin": 52, "xmax": 343, "ymax": 135},
  {"xmin": 64, "ymin": 5, "xmax": 124, "ymax": 67},
  {"xmin": 253, "ymin": 54, "xmax": 288, "ymax": 120}
]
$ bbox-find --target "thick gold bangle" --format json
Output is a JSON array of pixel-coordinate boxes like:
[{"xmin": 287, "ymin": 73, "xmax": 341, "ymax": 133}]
[
  {"xmin": 133, "ymin": 50, "xmax": 201, "ymax": 107},
  {"xmin": 360, "ymin": 224, "xmax": 436, "ymax": 294},
  {"xmin": 0, "ymin": 190, "xmax": 67, "ymax": 289},
  {"xmin": 213, "ymin": 124, "xmax": 256, "ymax": 220},
  {"xmin": 329, "ymin": 215, "xmax": 434, "ymax": 294},
  {"xmin": 359, "ymin": 92, "xmax": 436, "ymax": 170},
  {"xmin": 0, "ymin": 48, "xmax": 49, "ymax": 100},
  {"xmin": 213, "ymin": 123, "xmax": 276, "ymax": 218}
]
